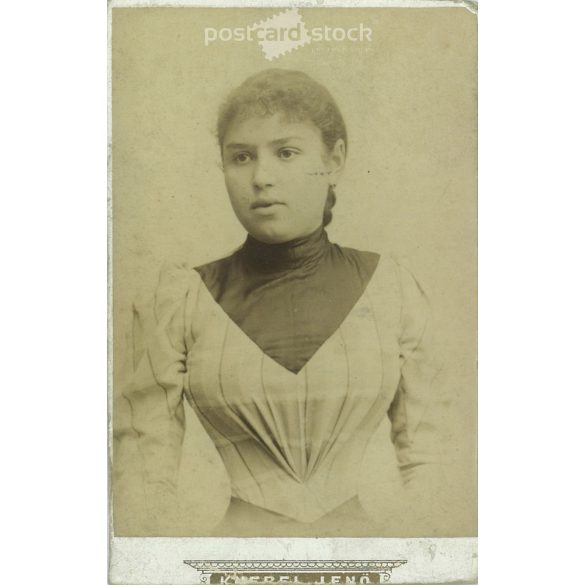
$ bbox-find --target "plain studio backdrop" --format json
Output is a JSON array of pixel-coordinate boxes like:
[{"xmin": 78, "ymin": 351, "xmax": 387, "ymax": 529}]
[{"xmin": 111, "ymin": 6, "xmax": 477, "ymax": 537}]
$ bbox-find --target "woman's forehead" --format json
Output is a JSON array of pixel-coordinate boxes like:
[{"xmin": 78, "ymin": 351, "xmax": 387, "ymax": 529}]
[{"xmin": 223, "ymin": 113, "xmax": 322, "ymax": 147}]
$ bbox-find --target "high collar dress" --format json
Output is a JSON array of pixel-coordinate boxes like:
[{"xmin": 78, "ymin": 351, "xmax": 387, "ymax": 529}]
[{"xmin": 124, "ymin": 227, "xmax": 444, "ymax": 529}]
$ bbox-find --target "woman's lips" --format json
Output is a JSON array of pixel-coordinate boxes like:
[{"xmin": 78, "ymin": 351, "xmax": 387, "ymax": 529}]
[{"xmin": 250, "ymin": 200, "xmax": 285, "ymax": 214}]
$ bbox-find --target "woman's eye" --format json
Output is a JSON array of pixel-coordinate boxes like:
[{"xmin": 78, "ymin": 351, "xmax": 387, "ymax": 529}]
[
  {"xmin": 233, "ymin": 152, "xmax": 252, "ymax": 164},
  {"xmin": 278, "ymin": 148, "xmax": 298, "ymax": 160}
]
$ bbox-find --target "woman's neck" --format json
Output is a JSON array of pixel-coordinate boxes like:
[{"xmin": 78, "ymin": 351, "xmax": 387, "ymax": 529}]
[{"xmin": 241, "ymin": 226, "xmax": 329, "ymax": 273}]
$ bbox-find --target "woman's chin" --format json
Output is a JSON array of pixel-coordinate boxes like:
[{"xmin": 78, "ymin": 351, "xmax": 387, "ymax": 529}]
[
  {"xmin": 244, "ymin": 219, "xmax": 323, "ymax": 245},
  {"xmin": 246, "ymin": 224, "xmax": 296, "ymax": 245},
  {"xmin": 250, "ymin": 232, "xmax": 292, "ymax": 245}
]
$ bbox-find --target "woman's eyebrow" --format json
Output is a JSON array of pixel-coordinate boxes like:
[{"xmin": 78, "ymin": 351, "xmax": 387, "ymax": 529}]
[
  {"xmin": 224, "ymin": 137, "xmax": 305, "ymax": 151},
  {"xmin": 269, "ymin": 136, "xmax": 304, "ymax": 147},
  {"xmin": 224, "ymin": 142, "xmax": 255, "ymax": 151}
]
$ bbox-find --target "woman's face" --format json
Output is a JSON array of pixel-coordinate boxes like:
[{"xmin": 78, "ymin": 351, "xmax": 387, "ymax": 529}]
[{"xmin": 221, "ymin": 113, "xmax": 345, "ymax": 244}]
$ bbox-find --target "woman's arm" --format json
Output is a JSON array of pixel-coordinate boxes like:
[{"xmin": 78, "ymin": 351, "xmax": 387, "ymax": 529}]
[
  {"xmin": 388, "ymin": 262, "xmax": 450, "ymax": 494},
  {"xmin": 122, "ymin": 263, "xmax": 191, "ymax": 531}
]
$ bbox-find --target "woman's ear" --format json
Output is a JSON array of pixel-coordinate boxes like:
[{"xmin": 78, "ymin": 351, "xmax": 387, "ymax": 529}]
[{"xmin": 327, "ymin": 138, "xmax": 346, "ymax": 182}]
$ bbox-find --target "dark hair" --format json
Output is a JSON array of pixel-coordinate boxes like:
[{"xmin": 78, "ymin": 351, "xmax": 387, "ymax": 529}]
[{"xmin": 217, "ymin": 69, "xmax": 347, "ymax": 226}]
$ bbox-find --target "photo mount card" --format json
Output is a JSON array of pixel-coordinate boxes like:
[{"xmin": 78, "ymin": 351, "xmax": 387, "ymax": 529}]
[{"xmin": 108, "ymin": 1, "xmax": 478, "ymax": 583}]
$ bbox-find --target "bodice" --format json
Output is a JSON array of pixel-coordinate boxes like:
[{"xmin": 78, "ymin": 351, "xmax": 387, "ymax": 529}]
[
  {"xmin": 183, "ymin": 264, "xmax": 401, "ymax": 521},
  {"xmin": 123, "ymin": 243, "xmax": 442, "ymax": 525}
]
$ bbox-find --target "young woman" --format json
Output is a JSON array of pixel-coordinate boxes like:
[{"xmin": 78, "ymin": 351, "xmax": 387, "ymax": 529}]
[{"xmin": 123, "ymin": 68, "xmax": 445, "ymax": 536}]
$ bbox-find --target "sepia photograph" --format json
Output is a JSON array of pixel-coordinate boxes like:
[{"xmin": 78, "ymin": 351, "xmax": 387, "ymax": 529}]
[
  {"xmin": 110, "ymin": 0, "xmax": 477, "ymax": 580},
  {"xmin": 7, "ymin": 1, "xmax": 585, "ymax": 585}
]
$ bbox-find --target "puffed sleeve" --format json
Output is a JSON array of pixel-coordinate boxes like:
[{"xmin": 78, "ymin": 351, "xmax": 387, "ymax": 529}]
[
  {"xmin": 122, "ymin": 262, "xmax": 192, "ymax": 527},
  {"xmin": 388, "ymin": 262, "xmax": 450, "ymax": 492}
]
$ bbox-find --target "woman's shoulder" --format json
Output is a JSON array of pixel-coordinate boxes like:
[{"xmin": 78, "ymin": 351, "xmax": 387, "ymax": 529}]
[
  {"xmin": 157, "ymin": 259, "xmax": 203, "ymax": 293},
  {"xmin": 336, "ymin": 244, "xmax": 380, "ymax": 276},
  {"xmin": 337, "ymin": 243, "xmax": 403, "ymax": 282},
  {"xmin": 193, "ymin": 246, "xmax": 241, "ymax": 280},
  {"xmin": 133, "ymin": 260, "xmax": 202, "ymax": 317},
  {"xmin": 365, "ymin": 248, "xmax": 424, "ymax": 285},
  {"xmin": 346, "ymin": 247, "xmax": 428, "ymax": 310}
]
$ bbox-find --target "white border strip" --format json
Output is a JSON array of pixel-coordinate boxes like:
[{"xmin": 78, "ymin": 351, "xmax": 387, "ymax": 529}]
[
  {"xmin": 110, "ymin": 537, "xmax": 478, "ymax": 585},
  {"xmin": 110, "ymin": 0, "xmax": 477, "ymax": 11}
]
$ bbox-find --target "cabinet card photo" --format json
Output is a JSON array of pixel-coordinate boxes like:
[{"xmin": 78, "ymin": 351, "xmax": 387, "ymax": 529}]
[{"xmin": 109, "ymin": 1, "xmax": 477, "ymax": 583}]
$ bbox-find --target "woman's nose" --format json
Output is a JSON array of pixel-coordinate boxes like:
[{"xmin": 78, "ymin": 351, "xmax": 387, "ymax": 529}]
[{"xmin": 252, "ymin": 156, "xmax": 276, "ymax": 190}]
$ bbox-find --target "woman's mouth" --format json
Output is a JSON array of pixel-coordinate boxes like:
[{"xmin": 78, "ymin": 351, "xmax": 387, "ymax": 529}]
[{"xmin": 250, "ymin": 200, "xmax": 285, "ymax": 214}]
